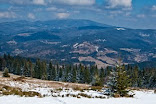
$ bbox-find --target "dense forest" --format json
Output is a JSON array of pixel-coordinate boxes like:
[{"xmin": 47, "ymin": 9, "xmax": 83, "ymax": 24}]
[{"xmin": 0, "ymin": 54, "xmax": 156, "ymax": 89}]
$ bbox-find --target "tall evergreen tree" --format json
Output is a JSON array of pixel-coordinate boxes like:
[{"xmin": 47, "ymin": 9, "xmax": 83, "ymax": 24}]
[
  {"xmin": 51, "ymin": 64, "xmax": 56, "ymax": 81},
  {"xmin": 71, "ymin": 66, "xmax": 77, "ymax": 83},
  {"xmin": 84, "ymin": 66, "xmax": 91, "ymax": 84},
  {"xmin": 116, "ymin": 65, "xmax": 131, "ymax": 96},
  {"xmin": 41, "ymin": 61, "xmax": 47, "ymax": 80}
]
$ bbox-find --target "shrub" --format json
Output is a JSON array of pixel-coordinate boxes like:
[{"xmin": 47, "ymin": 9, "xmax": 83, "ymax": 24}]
[
  {"xmin": 90, "ymin": 86, "xmax": 102, "ymax": 91},
  {"xmin": 78, "ymin": 93, "xmax": 92, "ymax": 98},
  {"xmin": 95, "ymin": 96, "xmax": 106, "ymax": 99},
  {"xmin": 56, "ymin": 88, "xmax": 63, "ymax": 91},
  {"xmin": 1, "ymin": 85, "xmax": 42, "ymax": 97},
  {"xmin": 13, "ymin": 77, "xmax": 26, "ymax": 82},
  {"xmin": 3, "ymin": 68, "xmax": 10, "ymax": 77},
  {"xmin": 113, "ymin": 93, "xmax": 120, "ymax": 98}
]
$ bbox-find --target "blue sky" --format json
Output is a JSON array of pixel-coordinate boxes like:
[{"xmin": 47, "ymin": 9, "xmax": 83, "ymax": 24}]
[{"xmin": 0, "ymin": 0, "xmax": 156, "ymax": 29}]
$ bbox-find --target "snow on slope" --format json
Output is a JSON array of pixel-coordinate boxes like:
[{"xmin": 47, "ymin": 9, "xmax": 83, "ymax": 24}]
[
  {"xmin": 0, "ymin": 90, "xmax": 156, "ymax": 104},
  {"xmin": 116, "ymin": 28, "xmax": 126, "ymax": 30}
]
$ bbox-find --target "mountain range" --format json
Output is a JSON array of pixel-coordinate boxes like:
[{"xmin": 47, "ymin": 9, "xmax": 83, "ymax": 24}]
[{"xmin": 0, "ymin": 19, "xmax": 156, "ymax": 68}]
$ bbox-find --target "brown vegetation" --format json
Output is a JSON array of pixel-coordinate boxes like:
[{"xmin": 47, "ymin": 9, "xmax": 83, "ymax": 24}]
[{"xmin": 0, "ymin": 85, "xmax": 42, "ymax": 97}]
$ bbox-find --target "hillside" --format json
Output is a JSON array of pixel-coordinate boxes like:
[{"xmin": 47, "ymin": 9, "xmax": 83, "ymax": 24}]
[
  {"xmin": 0, "ymin": 71, "xmax": 156, "ymax": 104},
  {"xmin": 0, "ymin": 19, "xmax": 156, "ymax": 68}
]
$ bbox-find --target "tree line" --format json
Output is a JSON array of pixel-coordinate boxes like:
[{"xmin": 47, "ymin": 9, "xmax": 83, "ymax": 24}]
[{"xmin": 0, "ymin": 54, "xmax": 156, "ymax": 89}]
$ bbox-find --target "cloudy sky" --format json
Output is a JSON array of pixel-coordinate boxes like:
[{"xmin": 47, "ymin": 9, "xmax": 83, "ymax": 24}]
[{"xmin": 0, "ymin": 0, "xmax": 156, "ymax": 29}]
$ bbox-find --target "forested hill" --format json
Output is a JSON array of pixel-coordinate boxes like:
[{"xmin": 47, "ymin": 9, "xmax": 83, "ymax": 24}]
[
  {"xmin": 0, "ymin": 19, "xmax": 156, "ymax": 68},
  {"xmin": 0, "ymin": 54, "xmax": 156, "ymax": 88}
]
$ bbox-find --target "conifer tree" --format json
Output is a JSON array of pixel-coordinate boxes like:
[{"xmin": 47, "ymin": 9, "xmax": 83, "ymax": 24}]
[
  {"xmin": 107, "ymin": 65, "xmax": 130, "ymax": 96},
  {"xmin": 100, "ymin": 68, "xmax": 105, "ymax": 85},
  {"xmin": 51, "ymin": 64, "xmax": 56, "ymax": 81},
  {"xmin": 16, "ymin": 63, "xmax": 21, "ymax": 75},
  {"xmin": 132, "ymin": 65, "xmax": 139, "ymax": 87},
  {"xmin": 0, "ymin": 57, "xmax": 6, "ymax": 71},
  {"xmin": 41, "ymin": 61, "xmax": 47, "ymax": 80},
  {"xmin": 92, "ymin": 73, "xmax": 101, "ymax": 86},
  {"xmin": 23, "ymin": 61, "xmax": 29, "ymax": 77},
  {"xmin": 48, "ymin": 62, "xmax": 53, "ymax": 80},
  {"xmin": 34, "ymin": 59, "xmax": 41, "ymax": 79},
  {"xmin": 59, "ymin": 67, "xmax": 63, "ymax": 81},
  {"xmin": 116, "ymin": 65, "xmax": 131, "ymax": 96},
  {"xmin": 72, "ymin": 66, "xmax": 77, "ymax": 83},
  {"xmin": 28, "ymin": 60, "xmax": 33, "ymax": 77},
  {"xmin": 79, "ymin": 64, "xmax": 84, "ymax": 83},
  {"xmin": 107, "ymin": 69, "xmax": 118, "ymax": 95},
  {"xmin": 55, "ymin": 63, "xmax": 59, "ymax": 81},
  {"xmin": 84, "ymin": 66, "xmax": 91, "ymax": 84}
]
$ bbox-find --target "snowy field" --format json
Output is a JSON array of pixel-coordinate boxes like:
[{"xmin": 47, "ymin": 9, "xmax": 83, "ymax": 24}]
[
  {"xmin": 0, "ymin": 72, "xmax": 156, "ymax": 104},
  {"xmin": 0, "ymin": 90, "xmax": 156, "ymax": 104}
]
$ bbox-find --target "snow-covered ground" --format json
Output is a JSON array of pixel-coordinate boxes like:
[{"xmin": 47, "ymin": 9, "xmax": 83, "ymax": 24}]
[
  {"xmin": 0, "ymin": 90, "xmax": 156, "ymax": 104},
  {"xmin": 0, "ymin": 72, "xmax": 155, "ymax": 104}
]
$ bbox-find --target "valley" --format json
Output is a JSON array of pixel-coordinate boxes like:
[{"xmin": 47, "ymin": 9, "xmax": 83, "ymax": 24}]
[{"xmin": 0, "ymin": 19, "xmax": 156, "ymax": 68}]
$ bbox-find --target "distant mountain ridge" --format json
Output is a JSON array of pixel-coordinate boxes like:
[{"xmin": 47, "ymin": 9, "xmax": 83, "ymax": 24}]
[{"xmin": 0, "ymin": 19, "xmax": 156, "ymax": 68}]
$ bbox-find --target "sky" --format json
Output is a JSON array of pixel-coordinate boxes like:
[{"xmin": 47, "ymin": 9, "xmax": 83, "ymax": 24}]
[{"xmin": 0, "ymin": 0, "xmax": 156, "ymax": 29}]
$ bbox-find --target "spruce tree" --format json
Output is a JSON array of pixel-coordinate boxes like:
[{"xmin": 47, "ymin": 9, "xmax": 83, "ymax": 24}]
[
  {"xmin": 16, "ymin": 63, "xmax": 21, "ymax": 75},
  {"xmin": 34, "ymin": 59, "xmax": 41, "ymax": 79},
  {"xmin": 23, "ymin": 61, "xmax": 29, "ymax": 77},
  {"xmin": 51, "ymin": 64, "xmax": 56, "ymax": 81},
  {"xmin": 107, "ymin": 68, "xmax": 118, "ymax": 95},
  {"xmin": 84, "ymin": 66, "xmax": 91, "ymax": 84},
  {"xmin": 100, "ymin": 68, "xmax": 105, "ymax": 86},
  {"xmin": 107, "ymin": 65, "xmax": 131, "ymax": 97},
  {"xmin": 132, "ymin": 65, "xmax": 139, "ymax": 87},
  {"xmin": 48, "ymin": 62, "xmax": 53, "ymax": 80},
  {"xmin": 72, "ymin": 66, "xmax": 77, "ymax": 83},
  {"xmin": 116, "ymin": 65, "xmax": 131, "ymax": 96},
  {"xmin": 41, "ymin": 61, "xmax": 47, "ymax": 80},
  {"xmin": 59, "ymin": 67, "xmax": 63, "ymax": 81}
]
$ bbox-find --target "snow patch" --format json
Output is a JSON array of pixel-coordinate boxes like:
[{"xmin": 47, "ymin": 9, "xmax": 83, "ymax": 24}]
[
  {"xmin": 0, "ymin": 90, "xmax": 156, "ymax": 104},
  {"xmin": 73, "ymin": 43, "xmax": 79, "ymax": 48},
  {"xmin": 139, "ymin": 33, "xmax": 150, "ymax": 37},
  {"xmin": 116, "ymin": 28, "xmax": 126, "ymax": 30},
  {"xmin": 95, "ymin": 46, "xmax": 99, "ymax": 52}
]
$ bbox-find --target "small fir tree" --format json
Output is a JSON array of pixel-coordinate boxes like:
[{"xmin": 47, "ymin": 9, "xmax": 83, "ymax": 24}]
[{"xmin": 3, "ymin": 67, "xmax": 10, "ymax": 77}]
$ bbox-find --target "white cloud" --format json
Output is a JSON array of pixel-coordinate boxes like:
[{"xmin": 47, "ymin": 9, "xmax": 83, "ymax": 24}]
[
  {"xmin": 28, "ymin": 13, "xmax": 35, "ymax": 19},
  {"xmin": 0, "ymin": 12, "xmax": 16, "ymax": 18},
  {"xmin": 46, "ymin": 7, "xmax": 65, "ymax": 12},
  {"xmin": 33, "ymin": 0, "xmax": 46, "ymax": 5},
  {"xmin": 137, "ymin": 14, "xmax": 145, "ymax": 18},
  {"xmin": 108, "ymin": 0, "xmax": 132, "ymax": 8},
  {"xmin": 152, "ymin": 5, "xmax": 156, "ymax": 11},
  {"xmin": 54, "ymin": 0, "xmax": 95, "ymax": 6},
  {"xmin": 46, "ymin": 7, "xmax": 58, "ymax": 11},
  {"xmin": 56, "ymin": 13, "xmax": 70, "ymax": 19}
]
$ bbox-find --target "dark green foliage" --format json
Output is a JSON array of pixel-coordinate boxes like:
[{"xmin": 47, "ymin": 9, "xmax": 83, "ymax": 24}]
[
  {"xmin": 116, "ymin": 66, "xmax": 131, "ymax": 96},
  {"xmin": 71, "ymin": 66, "xmax": 77, "ymax": 83},
  {"xmin": 107, "ymin": 65, "xmax": 131, "ymax": 97},
  {"xmin": 0, "ymin": 54, "xmax": 156, "ymax": 89},
  {"xmin": 84, "ymin": 66, "xmax": 91, "ymax": 84},
  {"xmin": 92, "ymin": 73, "xmax": 102, "ymax": 86},
  {"xmin": 0, "ymin": 57, "xmax": 6, "ymax": 71}
]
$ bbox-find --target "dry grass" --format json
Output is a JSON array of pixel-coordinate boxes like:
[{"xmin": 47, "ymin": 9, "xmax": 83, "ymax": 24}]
[
  {"xmin": 89, "ymin": 86, "xmax": 103, "ymax": 91},
  {"xmin": 0, "ymin": 71, "xmax": 90, "ymax": 90},
  {"xmin": 0, "ymin": 85, "xmax": 42, "ymax": 97},
  {"xmin": 78, "ymin": 93, "xmax": 92, "ymax": 98}
]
